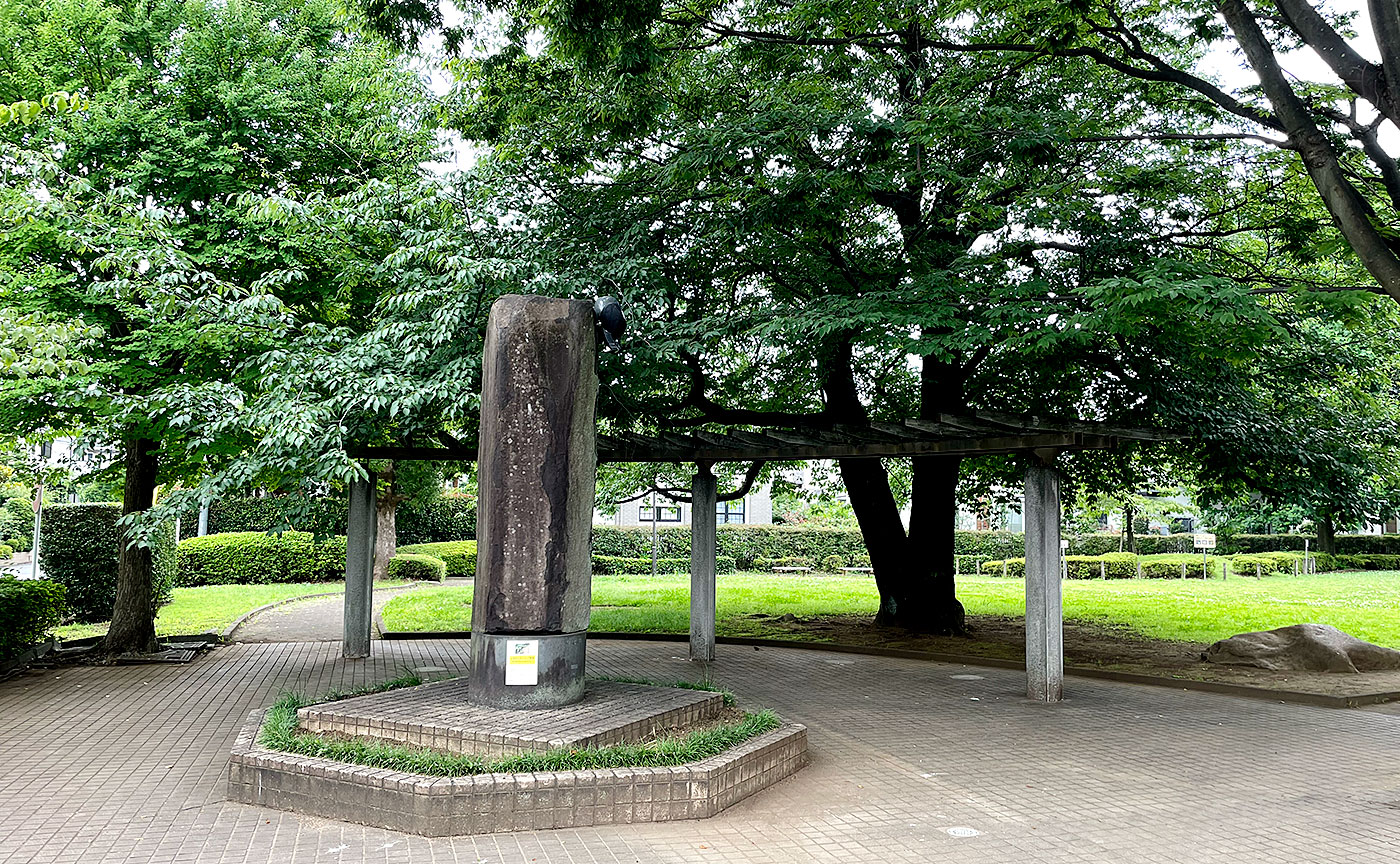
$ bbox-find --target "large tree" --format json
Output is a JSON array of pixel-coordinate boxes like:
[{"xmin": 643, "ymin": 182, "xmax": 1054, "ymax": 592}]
[
  {"xmin": 0, "ymin": 0, "xmax": 431, "ymax": 654},
  {"xmin": 410, "ymin": 0, "xmax": 1331, "ymax": 633}
]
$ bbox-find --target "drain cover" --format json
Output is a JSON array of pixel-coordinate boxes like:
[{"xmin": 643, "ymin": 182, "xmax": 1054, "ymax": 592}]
[
  {"xmin": 945, "ymin": 827, "xmax": 982, "ymax": 838},
  {"xmin": 950, "ymin": 674, "xmax": 986, "ymax": 681},
  {"xmin": 413, "ymin": 666, "xmax": 449, "ymax": 674}
]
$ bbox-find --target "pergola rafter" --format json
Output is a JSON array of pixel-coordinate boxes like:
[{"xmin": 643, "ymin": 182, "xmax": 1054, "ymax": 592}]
[{"xmin": 344, "ymin": 411, "xmax": 1181, "ymax": 703}]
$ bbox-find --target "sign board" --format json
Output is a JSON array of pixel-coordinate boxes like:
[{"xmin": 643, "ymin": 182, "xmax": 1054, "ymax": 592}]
[
  {"xmin": 1193, "ymin": 533, "xmax": 1217, "ymax": 550},
  {"xmin": 505, "ymin": 639, "xmax": 538, "ymax": 686}
]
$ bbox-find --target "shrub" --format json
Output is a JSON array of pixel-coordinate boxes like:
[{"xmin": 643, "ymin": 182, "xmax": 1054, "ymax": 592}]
[
  {"xmin": 1065, "ymin": 534, "xmax": 1123, "ymax": 556},
  {"xmin": 387, "ymin": 553, "xmax": 447, "ymax": 582},
  {"xmin": 593, "ymin": 554, "xmax": 688, "ymax": 575},
  {"xmin": 396, "ymin": 541, "xmax": 477, "ymax": 578},
  {"xmin": 1340, "ymin": 554, "xmax": 1400, "ymax": 570},
  {"xmin": 40, "ymin": 504, "xmax": 178, "ymax": 623},
  {"xmin": 1335, "ymin": 535, "xmax": 1400, "ymax": 555},
  {"xmin": 176, "ymin": 531, "xmax": 348, "ymax": 586},
  {"xmin": 820, "ymin": 554, "xmax": 847, "ymax": 572},
  {"xmin": 1132, "ymin": 534, "xmax": 1197, "ymax": 555},
  {"xmin": 0, "ymin": 497, "xmax": 33, "ymax": 552},
  {"xmin": 591, "ymin": 554, "xmax": 737, "ymax": 575},
  {"xmin": 1228, "ymin": 553, "xmax": 1299, "ymax": 577},
  {"xmin": 752, "ymin": 556, "xmax": 815, "ymax": 571},
  {"xmin": 0, "ymin": 543, "xmax": 11, "ymax": 558},
  {"xmin": 0, "ymin": 576, "xmax": 65, "ymax": 660},
  {"xmin": 397, "ymin": 496, "xmax": 476, "ymax": 545},
  {"xmin": 981, "ymin": 558, "xmax": 1026, "ymax": 578},
  {"xmin": 1309, "ymin": 552, "xmax": 1337, "ymax": 572}
]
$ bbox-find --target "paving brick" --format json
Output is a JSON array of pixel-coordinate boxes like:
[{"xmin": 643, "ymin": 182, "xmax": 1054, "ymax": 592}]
[{"xmin": 3, "ymin": 639, "xmax": 1400, "ymax": 862}]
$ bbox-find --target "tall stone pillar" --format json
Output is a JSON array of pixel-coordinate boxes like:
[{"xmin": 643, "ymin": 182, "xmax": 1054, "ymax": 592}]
[
  {"xmin": 689, "ymin": 465, "xmax": 718, "ymax": 663},
  {"xmin": 1024, "ymin": 459, "xmax": 1063, "ymax": 702},
  {"xmin": 468, "ymin": 295, "xmax": 598, "ymax": 708}
]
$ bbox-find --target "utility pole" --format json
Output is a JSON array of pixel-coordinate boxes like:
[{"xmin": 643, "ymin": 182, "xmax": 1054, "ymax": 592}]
[{"xmin": 30, "ymin": 441, "xmax": 51, "ymax": 579}]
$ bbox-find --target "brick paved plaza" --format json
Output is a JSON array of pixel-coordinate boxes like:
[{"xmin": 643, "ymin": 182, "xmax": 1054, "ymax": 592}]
[{"xmin": 2, "ymin": 638, "xmax": 1398, "ymax": 863}]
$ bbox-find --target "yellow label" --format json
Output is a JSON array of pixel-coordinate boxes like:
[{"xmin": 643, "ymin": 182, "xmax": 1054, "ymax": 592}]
[{"xmin": 508, "ymin": 655, "xmax": 536, "ymax": 664}]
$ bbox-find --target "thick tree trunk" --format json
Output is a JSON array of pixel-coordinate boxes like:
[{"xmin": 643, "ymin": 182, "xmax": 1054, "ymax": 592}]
[
  {"xmin": 373, "ymin": 462, "xmax": 403, "ymax": 581},
  {"xmin": 102, "ymin": 437, "xmax": 160, "ymax": 656},
  {"xmin": 839, "ymin": 457, "xmax": 911, "ymax": 625},
  {"xmin": 903, "ymin": 454, "xmax": 966, "ymax": 633},
  {"xmin": 1316, "ymin": 512, "xmax": 1337, "ymax": 555},
  {"xmin": 374, "ymin": 496, "xmax": 397, "ymax": 581}
]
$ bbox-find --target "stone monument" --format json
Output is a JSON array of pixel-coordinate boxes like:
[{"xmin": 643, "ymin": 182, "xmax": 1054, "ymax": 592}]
[{"xmin": 467, "ymin": 294, "xmax": 598, "ymax": 708}]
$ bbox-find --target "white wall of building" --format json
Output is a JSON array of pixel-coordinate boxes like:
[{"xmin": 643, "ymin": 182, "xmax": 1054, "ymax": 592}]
[{"xmin": 596, "ymin": 484, "xmax": 774, "ymax": 527}]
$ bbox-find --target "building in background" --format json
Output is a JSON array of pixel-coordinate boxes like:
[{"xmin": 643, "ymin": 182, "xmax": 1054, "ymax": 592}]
[{"xmin": 595, "ymin": 485, "xmax": 774, "ymax": 527}]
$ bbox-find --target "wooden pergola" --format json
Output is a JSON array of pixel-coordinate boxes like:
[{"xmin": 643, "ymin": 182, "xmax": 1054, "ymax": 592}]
[{"xmin": 345, "ymin": 411, "xmax": 1179, "ymax": 703}]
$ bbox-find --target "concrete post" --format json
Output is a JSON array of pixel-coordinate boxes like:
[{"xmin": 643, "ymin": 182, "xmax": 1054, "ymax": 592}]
[
  {"xmin": 343, "ymin": 471, "xmax": 377, "ymax": 659},
  {"xmin": 468, "ymin": 296, "xmax": 598, "ymax": 708},
  {"xmin": 689, "ymin": 465, "xmax": 718, "ymax": 662},
  {"xmin": 1024, "ymin": 461, "xmax": 1063, "ymax": 702}
]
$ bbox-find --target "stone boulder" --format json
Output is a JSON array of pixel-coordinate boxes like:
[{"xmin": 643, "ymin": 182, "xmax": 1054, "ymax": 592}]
[{"xmin": 1203, "ymin": 623, "xmax": 1400, "ymax": 673}]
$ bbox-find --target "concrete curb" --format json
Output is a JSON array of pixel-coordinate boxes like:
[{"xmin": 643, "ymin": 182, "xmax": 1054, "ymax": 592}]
[{"xmin": 378, "ymin": 629, "xmax": 1400, "ymax": 710}]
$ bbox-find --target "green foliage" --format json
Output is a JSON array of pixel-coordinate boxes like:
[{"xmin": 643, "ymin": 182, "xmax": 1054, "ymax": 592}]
[
  {"xmin": 820, "ymin": 554, "xmax": 847, "ymax": 572},
  {"xmin": 40, "ymin": 503, "xmax": 176, "ymax": 623},
  {"xmin": 0, "ymin": 575, "xmax": 64, "ymax": 659},
  {"xmin": 981, "ymin": 552, "xmax": 1228, "ymax": 579},
  {"xmin": 395, "ymin": 541, "xmax": 477, "ymax": 578},
  {"xmin": 175, "ymin": 532, "xmax": 347, "ymax": 586},
  {"xmin": 591, "ymin": 554, "xmax": 736, "ymax": 575},
  {"xmin": 386, "ymin": 553, "xmax": 446, "ymax": 582},
  {"xmin": 0, "ymin": 498, "xmax": 32, "ymax": 552},
  {"xmin": 752, "ymin": 557, "xmax": 815, "ymax": 571},
  {"xmin": 209, "ymin": 494, "xmax": 476, "ymax": 545},
  {"xmin": 1333, "ymin": 554, "xmax": 1400, "ymax": 571}
]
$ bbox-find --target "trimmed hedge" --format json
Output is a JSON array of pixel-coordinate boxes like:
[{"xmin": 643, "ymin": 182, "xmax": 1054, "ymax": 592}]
[
  {"xmin": 591, "ymin": 555, "xmax": 738, "ymax": 575},
  {"xmin": 387, "ymin": 553, "xmax": 447, "ymax": 582},
  {"xmin": 175, "ymin": 532, "xmax": 348, "ymax": 586},
  {"xmin": 0, "ymin": 497, "xmax": 32, "ymax": 552},
  {"xmin": 1227, "ymin": 533, "xmax": 1400, "ymax": 555},
  {"xmin": 396, "ymin": 541, "xmax": 477, "ymax": 578},
  {"xmin": 1334, "ymin": 553, "xmax": 1400, "ymax": 571},
  {"xmin": 980, "ymin": 552, "xmax": 1229, "ymax": 579},
  {"xmin": 209, "ymin": 494, "xmax": 476, "ymax": 545},
  {"xmin": 0, "ymin": 576, "xmax": 65, "ymax": 660},
  {"xmin": 39, "ymin": 503, "xmax": 178, "ymax": 624}
]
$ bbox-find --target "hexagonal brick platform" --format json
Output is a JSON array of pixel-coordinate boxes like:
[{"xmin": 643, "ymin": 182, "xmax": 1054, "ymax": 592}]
[{"xmin": 227, "ymin": 679, "xmax": 809, "ymax": 836}]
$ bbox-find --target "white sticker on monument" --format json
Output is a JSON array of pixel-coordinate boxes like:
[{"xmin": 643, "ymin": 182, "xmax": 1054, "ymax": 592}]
[{"xmin": 505, "ymin": 639, "xmax": 539, "ymax": 686}]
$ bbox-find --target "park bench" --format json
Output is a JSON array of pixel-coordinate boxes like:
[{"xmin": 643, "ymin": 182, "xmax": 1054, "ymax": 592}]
[
  {"xmin": 839, "ymin": 566, "xmax": 874, "ymax": 574},
  {"xmin": 772, "ymin": 565, "xmax": 812, "ymax": 573}
]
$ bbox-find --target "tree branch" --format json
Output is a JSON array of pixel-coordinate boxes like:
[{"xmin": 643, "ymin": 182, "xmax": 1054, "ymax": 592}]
[{"xmin": 1221, "ymin": 0, "xmax": 1400, "ymax": 302}]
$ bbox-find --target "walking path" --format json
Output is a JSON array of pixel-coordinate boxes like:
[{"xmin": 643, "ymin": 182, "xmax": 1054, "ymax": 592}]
[
  {"xmin": 1, "ymin": 638, "xmax": 1398, "ymax": 863},
  {"xmin": 232, "ymin": 581, "xmax": 439, "ymax": 642}
]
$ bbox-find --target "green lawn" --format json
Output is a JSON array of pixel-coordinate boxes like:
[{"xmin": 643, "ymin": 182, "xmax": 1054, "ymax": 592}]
[
  {"xmin": 381, "ymin": 571, "xmax": 1400, "ymax": 648},
  {"xmin": 55, "ymin": 581, "xmax": 408, "ymax": 641}
]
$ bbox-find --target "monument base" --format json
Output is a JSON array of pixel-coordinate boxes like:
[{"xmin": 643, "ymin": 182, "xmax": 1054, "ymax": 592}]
[
  {"xmin": 467, "ymin": 631, "xmax": 587, "ymax": 709},
  {"xmin": 228, "ymin": 678, "xmax": 809, "ymax": 835}
]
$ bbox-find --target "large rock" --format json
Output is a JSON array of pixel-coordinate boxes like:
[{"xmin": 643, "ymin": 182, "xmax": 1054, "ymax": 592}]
[
  {"xmin": 468, "ymin": 295, "xmax": 598, "ymax": 708},
  {"xmin": 1203, "ymin": 623, "xmax": 1400, "ymax": 673}
]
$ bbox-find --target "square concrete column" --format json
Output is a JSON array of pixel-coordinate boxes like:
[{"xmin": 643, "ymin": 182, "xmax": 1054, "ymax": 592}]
[
  {"xmin": 1024, "ymin": 460, "xmax": 1063, "ymax": 702},
  {"xmin": 343, "ymin": 471, "xmax": 378, "ymax": 659},
  {"xmin": 689, "ymin": 466, "xmax": 718, "ymax": 662}
]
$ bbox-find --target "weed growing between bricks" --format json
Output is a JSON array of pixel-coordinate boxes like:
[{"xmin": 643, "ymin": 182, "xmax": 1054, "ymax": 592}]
[{"xmin": 258, "ymin": 676, "xmax": 780, "ymax": 777}]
